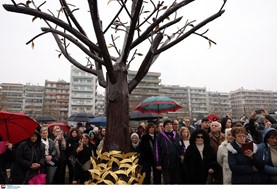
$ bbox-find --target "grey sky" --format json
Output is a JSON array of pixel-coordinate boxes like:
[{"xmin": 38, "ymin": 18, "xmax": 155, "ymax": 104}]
[{"xmin": 1, "ymin": 0, "xmax": 276, "ymax": 93}]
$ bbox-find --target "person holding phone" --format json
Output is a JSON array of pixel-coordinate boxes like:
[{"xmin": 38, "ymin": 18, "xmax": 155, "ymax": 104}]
[{"xmin": 227, "ymin": 126, "xmax": 266, "ymax": 184}]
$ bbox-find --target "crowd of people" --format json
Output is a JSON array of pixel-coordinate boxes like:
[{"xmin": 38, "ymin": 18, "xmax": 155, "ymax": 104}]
[{"xmin": 1, "ymin": 109, "xmax": 277, "ymax": 185}]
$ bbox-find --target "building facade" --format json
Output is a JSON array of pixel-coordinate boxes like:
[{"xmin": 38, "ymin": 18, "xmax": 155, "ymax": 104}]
[
  {"xmin": 128, "ymin": 70, "xmax": 161, "ymax": 112},
  {"xmin": 68, "ymin": 65, "xmax": 98, "ymax": 117},
  {"xmin": 43, "ymin": 80, "xmax": 70, "ymax": 122},
  {"xmin": 230, "ymin": 88, "xmax": 275, "ymax": 118}
]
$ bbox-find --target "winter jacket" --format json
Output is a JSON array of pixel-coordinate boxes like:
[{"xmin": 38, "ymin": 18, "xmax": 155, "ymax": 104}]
[
  {"xmin": 184, "ymin": 129, "xmax": 216, "ymax": 184},
  {"xmin": 256, "ymin": 127, "xmax": 277, "ymax": 183},
  {"xmin": 217, "ymin": 140, "xmax": 232, "ymax": 184},
  {"xmin": 227, "ymin": 140, "xmax": 266, "ymax": 184},
  {"xmin": 10, "ymin": 132, "xmax": 45, "ymax": 184},
  {"xmin": 154, "ymin": 131, "xmax": 184, "ymax": 170}
]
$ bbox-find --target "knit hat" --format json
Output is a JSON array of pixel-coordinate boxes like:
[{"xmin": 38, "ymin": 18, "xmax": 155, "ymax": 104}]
[
  {"xmin": 130, "ymin": 132, "xmax": 139, "ymax": 139},
  {"xmin": 163, "ymin": 119, "xmax": 172, "ymax": 127}
]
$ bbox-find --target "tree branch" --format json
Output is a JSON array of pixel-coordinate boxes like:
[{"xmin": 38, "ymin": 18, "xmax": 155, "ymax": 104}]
[
  {"xmin": 3, "ymin": 4, "xmax": 100, "ymax": 54},
  {"xmin": 60, "ymin": 0, "xmax": 87, "ymax": 36},
  {"xmin": 119, "ymin": 0, "xmax": 143, "ymax": 64},
  {"xmin": 155, "ymin": 9, "xmax": 225, "ymax": 54},
  {"xmin": 130, "ymin": 0, "xmax": 194, "ymax": 49},
  {"xmin": 128, "ymin": 33, "xmax": 163, "ymax": 93},
  {"xmin": 87, "ymin": 0, "xmax": 116, "ymax": 84},
  {"xmin": 51, "ymin": 32, "xmax": 98, "ymax": 75},
  {"xmin": 41, "ymin": 27, "xmax": 105, "ymax": 65}
]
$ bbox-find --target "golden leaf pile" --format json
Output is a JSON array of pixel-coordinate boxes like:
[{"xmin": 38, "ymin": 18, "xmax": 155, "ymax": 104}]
[{"xmin": 85, "ymin": 150, "xmax": 145, "ymax": 185}]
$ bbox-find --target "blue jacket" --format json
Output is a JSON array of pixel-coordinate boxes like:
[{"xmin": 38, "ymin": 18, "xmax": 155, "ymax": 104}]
[
  {"xmin": 227, "ymin": 140, "xmax": 266, "ymax": 184},
  {"xmin": 256, "ymin": 128, "xmax": 277, "ymax": 183}
]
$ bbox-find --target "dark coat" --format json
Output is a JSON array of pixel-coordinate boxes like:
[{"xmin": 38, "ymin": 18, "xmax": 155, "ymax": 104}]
[
  {"xmin": 74, "ymin": 143, "xmax": 96, "ymax": 184},
  {"xmin": 140, "ymin": 134, "xmax": 155, "ymax": 165},
  {"xmin": 10, "ymin": 133, "xmax": 45, "ymax": 184},
  {"xmin": 154, "ymin": 131, "xmax": 184, "ymax": 169},
  {"xmin": 184, "ymin": 129, "xmax": 216, "ymax": 184},
  {"xmin": 227, "ymin": 140, "xmax": 266, "ymax": 184}
]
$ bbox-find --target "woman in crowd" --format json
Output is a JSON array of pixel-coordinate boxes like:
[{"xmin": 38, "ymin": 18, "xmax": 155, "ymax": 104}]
[
  {"xmin": 140, "ymin": 123, "xmax": 161, "ymax": 184},
  {"xmin": 65, "ymin": 128, "xmax": 81, "ymax": 184},
  {"xmin": 52, "ymin": 126, "xmax": 67, "ymax": 184},
  {"xmin": 256, "ymin": 127, "xmax": 277, "ymax": 183},
  {"xmin": 0, "ymin": 136, "xmax": 13, "ymax": 184},
  {"xmin": 73, "ymin": 133, "xmax": 96, "ymax": 184},
  {"xmin": 221, "ymin": 117, "xmax": 232, "ymax": 134},
  {"xmin": 154, "ymin": 120, "xmax": 185, "ymax": 184},
  {"xmin": 217, "ymin": 128, "xmax": 233, "ymax": 184},
  {"xmin": 130, "ymin": 132, "xmax": 141, "ymax": 154},
  {"xmin": 227, "ymin": 126, "xmax": 266, "ymax": 184},
  {"xmin": 180, "ymin": 126, "xmax": 190, "ymax": 149},
  {"xmin": 184, "ymin": 129, "xmax": 217, "ymax": 184},
  {"xmin": 179, "ymin": 126, "xmax": 190, "ymax": 184},
  {"xmin": 10, "ymin": 131, "xmax": 45, "ymax": 184},
  {"xmin": 40, "ymin": 126, "xmax": 58, "ymax": 184}
]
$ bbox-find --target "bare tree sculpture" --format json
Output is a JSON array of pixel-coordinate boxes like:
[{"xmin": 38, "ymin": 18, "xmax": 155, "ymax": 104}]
[{"xmin": 3, "ymin": 0, "xmax": 227, "ymax": 152}]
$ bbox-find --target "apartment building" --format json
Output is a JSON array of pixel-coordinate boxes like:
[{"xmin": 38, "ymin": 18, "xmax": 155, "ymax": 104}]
[
  {"xmin": 23, "ymin": 84, "xmax": 44, "ymax": 118},
  {"xmin": 43, "ymin": 80, "xmax": 70, "ymax": 122},
  {"xmin": 0, "ymin": 83, "xmax": 26, "ymax": 113},
  {"xmin": 68, "ymin": 66, "xmax": 98, "ymax": 116},
  {"xmin": 0, "ymin": 83, "xmax": 44, "ymax": 118},
  {"xmin": 230, "ymin": 88, "xmax": 275, "ymax": 118},
  {"xmin": 95, "ymin": 93, "xmax": 105, "ymax": 116},
  {"xmin": 207, "ymin": 91, "xmax": 231, "ymax": 117},
  {"xmin": 128, "ymin": 70, "xmax": 161, "ymax": 112}
]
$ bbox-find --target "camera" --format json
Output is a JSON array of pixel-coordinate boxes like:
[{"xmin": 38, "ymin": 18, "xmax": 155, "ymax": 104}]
[{"xmin": 255, "ymin": 109, "xmax": 263, "ymax": 114}]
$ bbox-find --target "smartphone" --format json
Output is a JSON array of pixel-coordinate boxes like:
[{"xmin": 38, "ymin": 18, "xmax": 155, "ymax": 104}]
[
  {"xmin": 48, "ymin": 161, "xmax": 55, "ymax": 166},
  {"xmin": 255, "ymin": 109, "xmax": 263, "ymax": 114}
]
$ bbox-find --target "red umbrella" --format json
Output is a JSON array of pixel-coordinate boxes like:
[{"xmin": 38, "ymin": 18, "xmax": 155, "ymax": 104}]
[
  {"xmin": 48, "ymin": 122, "xmax": 71, "ymax": 133},
  {"xmin": 207, "ymin": 114, "xmax": 220, "ymax": 121},
  {"xmin": 0, "ymin": 110, "xmax": 39, "ymax": 144}
]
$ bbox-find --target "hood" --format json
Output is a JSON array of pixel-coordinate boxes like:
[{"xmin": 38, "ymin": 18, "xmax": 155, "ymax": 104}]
[{"xmin": 263, "ymin": 127, "xmax": 277, "ymax": 144}]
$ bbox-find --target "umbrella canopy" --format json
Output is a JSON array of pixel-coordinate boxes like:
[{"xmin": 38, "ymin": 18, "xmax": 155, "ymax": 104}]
[
  {"xmin": 48, "ymin": 122, "xmax": 71, "ymax": 133},
  {"xmin": 134, "ymin": 96, "xmax": 183, "ymax": 114},
  {"xmin": 88, "ymin": 116, "xmax": 107, "ymax": 127},
  {"xmin": 0, "ymin": 110, "xmax": 39, "ymax": 144},
  {"xmin": 68, "ymin": 112, "xmax": 95, "ymax": 122},
  {"xmin": 35, "ymin": 115, "xmax": 56, "ymax": 123},
  {"xmin": 207, "ymin": 114, "xmax": 220, "ymax": 121},
  {"xmin": 129, "ymin": 111, "xmax": 163, "ymax": 121}
]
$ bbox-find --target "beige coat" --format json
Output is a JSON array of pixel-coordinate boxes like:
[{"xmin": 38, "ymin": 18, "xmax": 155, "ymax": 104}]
[{"xmin": 217, "ymin": 140, "xmax": 232, "ymax": 184}]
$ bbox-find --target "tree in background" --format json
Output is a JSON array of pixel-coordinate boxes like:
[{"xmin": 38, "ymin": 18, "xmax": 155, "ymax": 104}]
[{"xmin": 3, "ymin": 0, "xmax": 227, "ymax": 152}]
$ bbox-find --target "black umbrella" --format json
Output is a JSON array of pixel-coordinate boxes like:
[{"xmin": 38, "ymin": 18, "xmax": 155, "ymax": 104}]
[
  {"xmin": 68, "ymin": 112, "xmax": 95, "ymax": 122},
  {"xmin": 129, "ymin": 111, "xmax": 163, "ymax": 121},
  {"xmin": 35, "ymin": 115, "xmax": 56, "ymax": 123}
]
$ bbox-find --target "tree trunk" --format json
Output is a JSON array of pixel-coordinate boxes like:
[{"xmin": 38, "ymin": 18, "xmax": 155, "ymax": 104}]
[{"xmin": 103, "ymin": 68, "xmax": 130, "ymax": 153}]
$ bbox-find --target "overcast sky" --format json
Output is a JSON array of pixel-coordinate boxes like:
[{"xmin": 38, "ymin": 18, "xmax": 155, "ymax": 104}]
[{"xmin": 1, "ymin": 0, "xmax": 277, "ymax": 93}]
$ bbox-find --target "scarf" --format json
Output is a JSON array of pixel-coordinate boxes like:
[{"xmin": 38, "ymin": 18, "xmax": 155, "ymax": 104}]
[
  {"xmin": 269, "ymin": 145, "xmax": 277, "ymax": 167},
  {"xmin": 196, "ymin": 143, "xmax": 204, "ymax": 160},
  {"xmin": 41, "ymin": 138, "xmax": 49, "ymax": 155},
  {"xmin": 132, "ymin": 141, "xmax": 140, "ymax": 149}
]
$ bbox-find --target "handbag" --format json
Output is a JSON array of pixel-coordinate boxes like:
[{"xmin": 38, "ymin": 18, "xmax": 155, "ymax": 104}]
[
  {"xmin": 28, "ymin": 170, "xmax": 46, "ymax": 185},
  {"xmin": 76, "ymin": 159, "xmax": 91, "ymax": 171}
]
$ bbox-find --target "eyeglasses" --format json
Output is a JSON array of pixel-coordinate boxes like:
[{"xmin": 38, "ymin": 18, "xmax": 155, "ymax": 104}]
[{"xmin": 196, "ymin": 135, "xmax": 204, "ymax": 139}]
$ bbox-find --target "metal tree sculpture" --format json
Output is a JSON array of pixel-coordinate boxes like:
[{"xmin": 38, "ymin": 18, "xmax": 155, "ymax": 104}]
[{"xmin": 3, "ymin": 0, "xmax": 227, "ymax": 152}]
